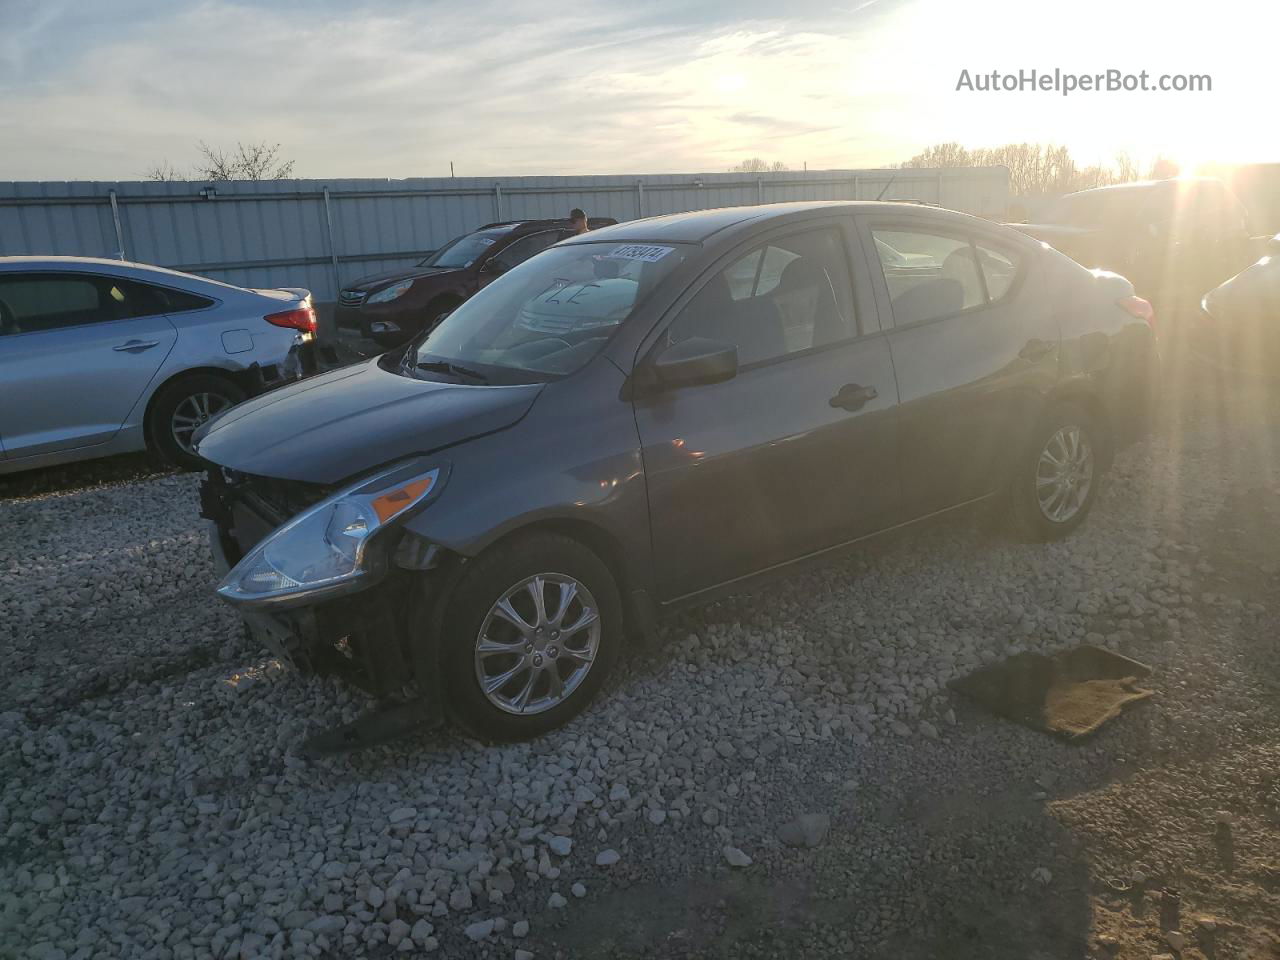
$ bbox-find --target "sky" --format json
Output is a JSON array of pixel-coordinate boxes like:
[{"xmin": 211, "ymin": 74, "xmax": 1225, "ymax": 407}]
[{"xmin": 1, "ymin": 0, "xmax": 1276, "ymax": 182}]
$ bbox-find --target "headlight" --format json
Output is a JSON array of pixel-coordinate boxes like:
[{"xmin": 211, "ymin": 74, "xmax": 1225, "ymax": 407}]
[
  {"xmin": 366, "ymin": 279, "xmax": 414, "ymax": 305},
  {"xmin": 216, "ymin": 459, "xmax": 446, "ymax": 608}
]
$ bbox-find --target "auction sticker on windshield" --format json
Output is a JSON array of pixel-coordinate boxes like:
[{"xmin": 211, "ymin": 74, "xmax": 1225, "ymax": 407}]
[{"xmin": 606, "ymin": 244, "xmax": 674, "ymax": 262}]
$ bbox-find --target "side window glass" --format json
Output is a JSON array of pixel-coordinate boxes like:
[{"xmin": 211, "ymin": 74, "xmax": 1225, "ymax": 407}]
[
  {"xmin": 723, "ymin": 250, "xmax": 762, "ymax": 300},
  {"xmin": 495, "ymin": 232, "xmax": 561, "ymax": 271},
  {"xmin": 0, "ymin": 274, "xmax": 104, "ymax": 334},
  {"xmin": 872, "ymin": 229, "xmax": 984, "ymax": 326},
  {"xmin": 155, "ymin": 287, "xmax": 215, "ymax": 314},
  {"xmin": 974, "ymin": 243, "xmax": 1020, "ymax": 302},
  {"xmin": 668, "ymin": 227, "xmax": 857, "ymax": 366},
  {"xmin": 104, "ymin": 278, "xmax": 173, "ymax": 319}
]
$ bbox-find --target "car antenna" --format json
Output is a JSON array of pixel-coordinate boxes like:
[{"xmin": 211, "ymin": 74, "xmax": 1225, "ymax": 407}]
[{"xmin": 875, "ymin": 171, "xmax": 898, "ymax": 201}]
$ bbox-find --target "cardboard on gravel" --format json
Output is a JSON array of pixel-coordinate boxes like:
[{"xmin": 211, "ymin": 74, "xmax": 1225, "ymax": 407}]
[{"xmin": 949, "ymin": 645, "xmax": 1154, "ymax": 740}]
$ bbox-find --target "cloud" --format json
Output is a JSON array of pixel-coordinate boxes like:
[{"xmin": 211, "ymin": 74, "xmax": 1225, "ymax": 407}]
[{"xmin": 0, "ymin": 0, "xmax": 1274, "ymax": 181}]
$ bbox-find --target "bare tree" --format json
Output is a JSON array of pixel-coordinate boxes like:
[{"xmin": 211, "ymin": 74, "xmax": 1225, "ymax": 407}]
[
  {"xmin": 900, "ymin": 142, "xmax": 974, "ymax": 169},
  {"xmin": 1147, "ymin": 155, "xmax": 1181, "ymax": 180},
  {"xmin": 144, "ymin": 161, "xmax": 184, "ymax": 182},
  {"xmin": 899, "ymin": 141, "xmax": 1176, "ymax": 198},
  {"xmin": 145, "ymin": 141, "xmax": 296, "ymax": 182},
  {"xmin": 1111, "ymin": 152, "xmax": 1141, "ymax": 184},
  {"xmin": 195, "ymin": 141, "xmax": 295, "ymax": 181},
  {"xmin": 730, "ymin": 157, "xmax": 789, "ymax": 173}
]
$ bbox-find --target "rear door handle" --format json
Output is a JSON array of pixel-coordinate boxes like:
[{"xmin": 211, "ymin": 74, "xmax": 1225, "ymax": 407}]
[
  {"xmin": 1019, "ymin": 339, "xmax": 1056, "ymax": 362},
  {"xmin": 114, "ymin": 339, "xmax": 160, "ymax": 353},
  {"xmin": 829, "ymin": 383, "xmax": 878, "ymax": 411}
]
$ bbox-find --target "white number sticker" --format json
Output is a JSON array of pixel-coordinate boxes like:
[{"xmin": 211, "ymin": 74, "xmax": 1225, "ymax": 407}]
[{"xmin": 606, "ymin": 244, "xmax": 673, "ymax": 263}]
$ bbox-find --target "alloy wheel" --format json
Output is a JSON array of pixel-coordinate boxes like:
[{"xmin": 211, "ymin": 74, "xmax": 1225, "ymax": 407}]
[
  {"xmin": 1035, "ymin": 425, "xmax": 1094, "ymax": 524},
  {"xmin": 474, "ymin": 574, "xmax": 601, "ymax": 716},
  {"xmin": 170, "ymin": 392, "xmax": 233, "ymax": 455}
]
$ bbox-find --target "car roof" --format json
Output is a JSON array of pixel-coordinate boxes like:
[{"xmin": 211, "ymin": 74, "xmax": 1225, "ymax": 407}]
[
  {"xmin": 474, "ymin": 217, "xmax": 617, "ymax": 233},
  {"xmin": 1062, "ymin": 177, "xmax": 1224, "ymax": 200},
  {"xmin": 0, "ymin": 256, "xmax": 250, "ymax": 295},
  {"xmin": 560, "ymin": 201, "xmax": 994, "ymax": 246}
]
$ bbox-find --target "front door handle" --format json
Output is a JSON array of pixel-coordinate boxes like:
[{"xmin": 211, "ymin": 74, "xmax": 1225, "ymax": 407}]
[
  {"xmin": 1019, "ymin": 339, "xmax": 1056, "ymax": 362},
  {"xmin": 829, "ymin": 383, "xmax": 878, "ymax": 411},
  {"xmin": 114, "ymin": 339, "xmax": 160, "ymax": 353}
]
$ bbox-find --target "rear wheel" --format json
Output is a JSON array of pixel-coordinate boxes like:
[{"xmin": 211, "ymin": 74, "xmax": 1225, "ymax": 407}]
[
  {"xmin": 147, "ymin": 373, "xmax": 245, "ymax": 470},
  {"xmin": 1010, "ymin": 403, "xmax": 1103, "ymax": 541},
  {"xmin": 441, "ymin": 533, "xmax": 621, "ymax": 741}
]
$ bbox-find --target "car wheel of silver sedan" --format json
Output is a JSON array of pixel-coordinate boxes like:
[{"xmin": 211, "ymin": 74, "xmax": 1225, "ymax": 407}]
[
  {"xmin": 147, "ymin": 373, "xmax": 246, "ymax": 471},
  {"xmin": 443, "ymin": 533, "xmax": 620, "ymax": 741}
]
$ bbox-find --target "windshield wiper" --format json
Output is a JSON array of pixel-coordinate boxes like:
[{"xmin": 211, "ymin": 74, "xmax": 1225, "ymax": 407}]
[{"xmin": 415, "ymin": 359, "xmax": 489, "ymax": 383}]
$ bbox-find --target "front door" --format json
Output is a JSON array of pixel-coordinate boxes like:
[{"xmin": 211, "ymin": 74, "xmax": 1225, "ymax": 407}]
[
  {"xmin": 633, "ymin": 223, "xmax": 900, "ymax": 602},
  {"xmin": 0, "ymin": 272, "xmax": 177, "ymax": 458}
]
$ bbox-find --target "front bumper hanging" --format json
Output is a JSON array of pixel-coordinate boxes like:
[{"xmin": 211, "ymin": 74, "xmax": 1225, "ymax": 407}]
[{"xmin": 200, "ymin": 470, "xmax": 449, "ymax": 752}]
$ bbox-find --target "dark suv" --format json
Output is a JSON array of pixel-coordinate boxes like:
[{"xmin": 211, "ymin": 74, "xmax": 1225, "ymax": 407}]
[
  {"xmin": 1013, "ymin": 178, "xmax": 1256, "ymax": 309},
  {"xmin": 335, "ymin": 217, "xmax": 617, "ymax": 347}
]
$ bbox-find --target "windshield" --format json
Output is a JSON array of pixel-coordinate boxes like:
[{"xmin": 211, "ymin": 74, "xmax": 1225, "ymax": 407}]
[
  {"xmin": 419, "ymin": 227, "xmax": 514, "ymax": 269},
  {"xmin": 410, "ymin": 241, "xmax": 689, "ymax": 382}
]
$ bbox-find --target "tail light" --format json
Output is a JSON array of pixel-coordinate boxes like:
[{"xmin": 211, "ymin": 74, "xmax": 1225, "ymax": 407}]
[
  {"xmin": 265, "ymin": 304, "xmax": 317, "ymax": 334},
  {"xmin": 1117, "ymin": 295, "xmax": 1155, "ymax": 331}
]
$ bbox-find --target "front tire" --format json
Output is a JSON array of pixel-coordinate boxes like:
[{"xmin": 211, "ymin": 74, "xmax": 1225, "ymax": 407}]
[
  {"xmin": 147, "ymin": 373, "xmax": 246, "ymax": 470},
  {"xmin": 441, "ymin": 534, "xmax": 621, "ymax": 741},
  {"xmin": 1010, "ymin": 403, "xmax": 1104, "ymax": 541}
]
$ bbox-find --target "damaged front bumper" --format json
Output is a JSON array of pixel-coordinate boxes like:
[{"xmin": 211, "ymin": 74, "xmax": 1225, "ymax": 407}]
[{"xmin": 200, "ymin": 469, "xmax": 449, "ymax": 750}]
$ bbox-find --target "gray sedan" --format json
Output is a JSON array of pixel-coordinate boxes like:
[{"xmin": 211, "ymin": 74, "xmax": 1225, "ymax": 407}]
[
  {"xmin": 197, "ymin": 201, "xmax": 1161, "ymax": 747},
  {"xmin": 0, "ymin": 256, "xmax": 315, "ymax": 473}
]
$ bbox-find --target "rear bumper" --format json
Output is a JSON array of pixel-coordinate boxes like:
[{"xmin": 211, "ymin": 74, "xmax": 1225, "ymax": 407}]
[{"xmin": 239, "ymin": 337, "xmax": 319, "ymax": 397}]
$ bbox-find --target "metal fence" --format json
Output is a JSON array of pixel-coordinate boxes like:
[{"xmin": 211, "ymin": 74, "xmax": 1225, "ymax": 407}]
[{"xmin": 0, "ymin": 168, "xmax": 1010, "ymax": 302}]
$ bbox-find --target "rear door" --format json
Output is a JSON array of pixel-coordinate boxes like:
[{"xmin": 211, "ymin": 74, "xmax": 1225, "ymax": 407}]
[
  {"xmin": 0, "ymin": 272, "xmax": 178, "ymax": 458},
  {"xmin": 856, "ymin": 216, "xmax": 1058, "ymax": 518},
  {"xmin": 633, "ymin": 220, "xmax": 900, "ymax": 601}
]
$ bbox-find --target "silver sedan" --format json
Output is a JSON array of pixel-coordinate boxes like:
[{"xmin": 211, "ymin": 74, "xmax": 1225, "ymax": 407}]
[{"xmin": 0, "ymin": 256, "xmax": 315, "ymax": 473}]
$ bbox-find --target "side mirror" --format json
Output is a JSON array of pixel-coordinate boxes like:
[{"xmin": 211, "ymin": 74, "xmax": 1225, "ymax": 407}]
[
  {"xmin": 480, "ymin": 259, "xmax": 506, "ymax": 275},
  {"xmin": 651, "ymin": 338, "xmax": 738, "ymax": 389}
]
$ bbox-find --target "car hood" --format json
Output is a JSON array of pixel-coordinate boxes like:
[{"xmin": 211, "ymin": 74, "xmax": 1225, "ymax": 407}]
[
  {"xmin": 348, "ymin": 265, "xmax": 460, "ymax": 290},
  {"xmin": 195, "ymin": 360, "xmax": 543, "ymax": 484}
]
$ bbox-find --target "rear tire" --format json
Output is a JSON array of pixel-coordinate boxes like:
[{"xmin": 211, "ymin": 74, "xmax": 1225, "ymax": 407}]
[
  {"xmin": 147, "ymin": 373, "xmax": 245, "ymax": 470},
  {"xmin": 1010, "ymin": 403, "xmax": 1104, "ymax": 541},
  {"xmin": 441, "ymin": 533, "xmax": 621, "ymax": 742}
]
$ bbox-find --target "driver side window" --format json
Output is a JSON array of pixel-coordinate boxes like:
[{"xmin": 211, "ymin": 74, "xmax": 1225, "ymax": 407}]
[{"xmin": 668, "ymin": 227, "xmax": 857, "ymax": 367}]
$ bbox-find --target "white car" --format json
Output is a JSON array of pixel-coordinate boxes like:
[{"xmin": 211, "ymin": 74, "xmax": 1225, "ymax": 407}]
[{"xmin": 0, "ymin": 256, "xmax": 316, "ymax": 473}]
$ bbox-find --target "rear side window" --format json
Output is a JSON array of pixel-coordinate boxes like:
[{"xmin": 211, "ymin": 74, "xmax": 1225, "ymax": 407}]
[
  {"xmin": 872, "ymin": 229, "xmax": 1022, "ymax": 326},
  {"xmin": 669, "ymin": 227, "xmax": 857, "ymax": 365},
  {"xmin": 873, "ymin": 230, "xmax": 982, "ymax": 325},
  {"xmin": 154, "ymin": 286, "xmax": 215, "ymax": 313}
]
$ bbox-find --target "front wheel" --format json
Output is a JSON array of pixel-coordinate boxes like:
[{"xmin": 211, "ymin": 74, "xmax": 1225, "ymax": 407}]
[
  {"xmin": 1010, "ymin": 404, "xmax": 1104, "ymax": 541},
  {"xmin": 441, "ymin": 534, "xmax": 621, "ymax": 741}
]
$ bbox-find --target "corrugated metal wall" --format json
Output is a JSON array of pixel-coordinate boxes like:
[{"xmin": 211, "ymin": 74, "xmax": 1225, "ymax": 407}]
[{"xmin": 0, "ymin": 168, "xmax": 1009, "ymax": 301}]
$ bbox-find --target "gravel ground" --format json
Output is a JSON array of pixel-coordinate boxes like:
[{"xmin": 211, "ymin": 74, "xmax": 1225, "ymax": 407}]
[{"xmin": 2, "ymin": 360, "xmax": 1277, "ymax": 960}]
